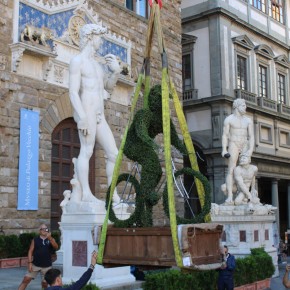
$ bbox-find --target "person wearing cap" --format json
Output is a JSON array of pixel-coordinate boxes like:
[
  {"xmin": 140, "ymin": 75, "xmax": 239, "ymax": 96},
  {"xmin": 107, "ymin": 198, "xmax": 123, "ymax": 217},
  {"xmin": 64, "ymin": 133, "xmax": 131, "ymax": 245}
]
[
  {"xmin": 45, "ymin": 251, "xmax": 98, "ymax": 289},
  {"xmin": 18, "ymin": 224, "xmax": 58, "ymax": 290}
]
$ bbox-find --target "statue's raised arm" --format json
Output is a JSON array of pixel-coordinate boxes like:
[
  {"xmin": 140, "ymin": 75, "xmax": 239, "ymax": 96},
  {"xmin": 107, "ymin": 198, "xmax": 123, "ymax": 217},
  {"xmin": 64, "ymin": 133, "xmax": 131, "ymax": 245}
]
[{"xmin": 103, "ymin": 54, "xmax": 121, "ymax": 94}]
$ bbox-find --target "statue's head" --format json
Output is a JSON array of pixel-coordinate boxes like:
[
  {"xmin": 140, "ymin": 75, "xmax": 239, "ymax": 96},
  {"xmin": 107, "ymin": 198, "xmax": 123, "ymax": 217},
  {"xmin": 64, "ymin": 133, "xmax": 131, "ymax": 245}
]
[
  {"xmin": 79, "ymin": 24, "xmax": 107, "ymax": 51},
  {"xmin": 233, "ymin": 98, "xmax": 246, "ymax": 110},
  {"xmin": 239, "ymin": 153, "xmax": 251, "ymax": 164}
]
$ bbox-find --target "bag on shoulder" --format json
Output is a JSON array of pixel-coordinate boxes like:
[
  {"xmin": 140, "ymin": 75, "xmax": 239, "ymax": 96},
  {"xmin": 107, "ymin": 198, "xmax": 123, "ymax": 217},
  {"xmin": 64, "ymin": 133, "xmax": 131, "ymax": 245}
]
[{"xmin": 51, "ymin": 252, "xmax": 57, "ymax": 263}]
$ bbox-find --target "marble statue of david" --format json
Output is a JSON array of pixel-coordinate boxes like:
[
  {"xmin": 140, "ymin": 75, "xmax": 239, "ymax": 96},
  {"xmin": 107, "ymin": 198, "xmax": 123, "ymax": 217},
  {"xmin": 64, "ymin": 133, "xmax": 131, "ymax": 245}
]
[{"xmin": 69, "ymin": 24, "xmax": 121, "ymax": 204}]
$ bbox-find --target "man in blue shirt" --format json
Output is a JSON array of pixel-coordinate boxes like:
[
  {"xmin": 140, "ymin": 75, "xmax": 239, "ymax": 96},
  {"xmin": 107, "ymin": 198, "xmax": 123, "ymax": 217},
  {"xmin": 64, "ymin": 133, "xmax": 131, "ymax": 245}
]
[
  {"xmin": 218, "ymin": 245, "xmax": 236, "ymax": 290},
  {"xmin": 45, "ymin": 251, "xmax": 97, "ymax": 290}
]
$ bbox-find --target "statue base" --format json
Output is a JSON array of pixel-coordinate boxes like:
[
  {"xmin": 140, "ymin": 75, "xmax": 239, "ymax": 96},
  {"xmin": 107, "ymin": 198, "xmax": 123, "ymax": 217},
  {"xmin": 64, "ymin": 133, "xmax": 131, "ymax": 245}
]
[
  {"xmin": 58, "ymin": 211, "xmax": 135, "ymax": 287},
  {"xmin": 61, "ymin": 199, "xmax": 132, "ymax": 223},
  {"xmin": 211, "ymin": 203, "xmax": 279, "ymax": 277}
]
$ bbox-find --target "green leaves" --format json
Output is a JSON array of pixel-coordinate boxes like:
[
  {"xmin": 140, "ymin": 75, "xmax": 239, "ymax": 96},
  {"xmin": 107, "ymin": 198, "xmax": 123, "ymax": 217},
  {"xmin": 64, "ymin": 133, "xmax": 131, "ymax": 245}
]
[
  {"xmin": 144, "ymin": 269, "xmax": 218, "ymax": 290},
  {"xmin": 106, "ymin": 84, "xmax": 211, "ymax": 229},
  {"xmin": 234, "ymin": 248, "xmax": 275, "ymax": 286}
]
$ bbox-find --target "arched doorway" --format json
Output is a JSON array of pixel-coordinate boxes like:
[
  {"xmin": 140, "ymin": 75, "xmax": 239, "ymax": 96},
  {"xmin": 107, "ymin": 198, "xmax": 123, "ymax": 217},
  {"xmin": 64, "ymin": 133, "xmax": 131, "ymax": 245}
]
[{"xmin": 50, "ymin": 118, "xmax": 95, "ymax": 231}]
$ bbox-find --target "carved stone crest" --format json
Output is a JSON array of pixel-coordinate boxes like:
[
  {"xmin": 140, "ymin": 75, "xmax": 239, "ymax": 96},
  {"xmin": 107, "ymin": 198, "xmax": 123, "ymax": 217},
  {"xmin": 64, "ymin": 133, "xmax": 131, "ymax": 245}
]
[{"xmin": 68, "ymin": 15, "xmax": 86, "ymax": 46}]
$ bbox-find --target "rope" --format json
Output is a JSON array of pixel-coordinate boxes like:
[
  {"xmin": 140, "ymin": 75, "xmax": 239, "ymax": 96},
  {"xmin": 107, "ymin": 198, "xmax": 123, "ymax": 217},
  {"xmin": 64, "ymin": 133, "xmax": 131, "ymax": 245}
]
[
  {"xmin": 97, "ymin": 72, "xmax": 144, "ymax": 264},
  {"xmin": 161, "ymin": 55, "xmax": 183, "ymax": 267},
  {"xmin": 98, "ymin": 0, "xmax": 207, "ymax": 266},
  {"xmin": 169, "ymin": 79, "xmax": 206, "ymax": 208}
]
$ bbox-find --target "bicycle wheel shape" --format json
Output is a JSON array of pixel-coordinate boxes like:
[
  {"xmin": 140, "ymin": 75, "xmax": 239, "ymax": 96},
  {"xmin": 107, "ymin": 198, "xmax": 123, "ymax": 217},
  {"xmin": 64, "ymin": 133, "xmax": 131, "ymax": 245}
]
[
  {"xmin": 117, "ymin": 162, "xmax": 141, "ymax": 206},
  {"xmin": 105, "ymin": 173, "xmax": 142, "ymax": 227},
  {"xmin": 163, "ymin": 167, "xmax": 211, "ymax": 224}
]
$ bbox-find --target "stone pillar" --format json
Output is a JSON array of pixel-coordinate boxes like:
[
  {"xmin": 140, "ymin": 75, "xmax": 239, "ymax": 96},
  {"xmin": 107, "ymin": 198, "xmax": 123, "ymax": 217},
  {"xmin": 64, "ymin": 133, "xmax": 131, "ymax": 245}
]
[
  {"xmin": 287, "ymin": 182, "xmax": 290, "ymax": 229},
  {"xmin": 255, "ymin": 177, "xmax": 259, "ymax": 193},
  {"xmin": 271, "ymin": 179, "xmax": 280, "ymax": 235},
  {"xmin": 59, "ymin": 211, "xmax": 135, "ymax": 287},
  {"xmin": 207, "ymin": 174, "xmax": 214, "ymax": 203}
]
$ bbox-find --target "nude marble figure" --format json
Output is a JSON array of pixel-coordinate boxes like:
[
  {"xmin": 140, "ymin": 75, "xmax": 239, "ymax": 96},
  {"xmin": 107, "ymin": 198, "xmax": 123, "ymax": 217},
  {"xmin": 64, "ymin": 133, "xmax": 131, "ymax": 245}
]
[
  {"xmin": 221, "ymin": 99, "xmax": 254, "ymax": 204},
  {"xmin": 69, "ymin": 23, "xmax": 121, "ymax": 203}
]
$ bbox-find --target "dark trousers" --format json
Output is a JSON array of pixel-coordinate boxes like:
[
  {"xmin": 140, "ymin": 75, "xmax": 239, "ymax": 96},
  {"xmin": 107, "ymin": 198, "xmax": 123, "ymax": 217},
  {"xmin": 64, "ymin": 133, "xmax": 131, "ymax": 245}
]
[{"xmin": 218, "ymin": 275, "xmax": 234, "ymax": 290}]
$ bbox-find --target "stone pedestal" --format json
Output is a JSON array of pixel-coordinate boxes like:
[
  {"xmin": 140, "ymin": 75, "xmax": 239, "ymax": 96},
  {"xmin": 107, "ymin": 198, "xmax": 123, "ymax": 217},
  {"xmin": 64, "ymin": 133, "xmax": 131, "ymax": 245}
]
[
  {"xmin": 211, "ymin": 204, "xmax": 279, "ymax": 277},
  {"xmin": 58, "ymin": 203, "xmax": 135, "ymax": 287}
]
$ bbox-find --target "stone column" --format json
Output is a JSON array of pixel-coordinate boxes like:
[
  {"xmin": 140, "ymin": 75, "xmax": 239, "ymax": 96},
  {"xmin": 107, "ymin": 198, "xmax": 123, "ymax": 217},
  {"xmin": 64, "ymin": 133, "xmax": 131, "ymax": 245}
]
[
  {"xmin": 207, "ymin": 173, "xmax": 214, "ymax": 203},
  {"xmin": 255, "ymin": 177, "xmax": 259, "ymax": 194},
  {"xmin": 271, "ymin": 179, "xmax": 280, "ymax": 235}
]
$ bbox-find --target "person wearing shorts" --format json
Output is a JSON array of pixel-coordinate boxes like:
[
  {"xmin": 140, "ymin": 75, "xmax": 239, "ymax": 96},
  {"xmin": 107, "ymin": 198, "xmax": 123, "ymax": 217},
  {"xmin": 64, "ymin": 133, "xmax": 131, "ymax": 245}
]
[{"xmin": 18, "ymin": 224, "xmax": 58, "ymax": 290}]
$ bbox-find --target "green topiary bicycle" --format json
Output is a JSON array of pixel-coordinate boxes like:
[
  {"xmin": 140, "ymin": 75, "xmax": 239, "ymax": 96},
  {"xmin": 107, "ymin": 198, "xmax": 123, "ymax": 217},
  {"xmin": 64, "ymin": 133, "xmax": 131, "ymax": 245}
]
[{"xmin": 105, "ymin": 85, "xmax": 211, "ymax": 228}]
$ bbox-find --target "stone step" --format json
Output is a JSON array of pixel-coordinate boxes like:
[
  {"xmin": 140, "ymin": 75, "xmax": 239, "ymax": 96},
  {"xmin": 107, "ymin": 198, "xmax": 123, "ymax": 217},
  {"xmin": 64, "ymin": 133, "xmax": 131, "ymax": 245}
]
[{"xmin": 100, "ymin": 281, "xmax": 144, "ymax": 290}]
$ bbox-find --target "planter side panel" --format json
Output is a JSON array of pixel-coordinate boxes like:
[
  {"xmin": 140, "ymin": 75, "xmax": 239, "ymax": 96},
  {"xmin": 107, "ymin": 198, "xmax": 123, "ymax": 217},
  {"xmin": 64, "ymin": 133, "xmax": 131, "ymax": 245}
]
[
  {"xmin": 0, "ymin": 258, "xmax": 21, "ymax": 268},
  {"xmin": 256, "ymin": 278, "xmax": 271, "ymax": 290},
  {"xmin": 103, "ymin": 227, "xmax": 175, "ymax": 266},
  {"xmin": 189, "ymin": 231, "xmax": 221, "ymax": 264},
  {"xmin": 21, "ymin": 257, "xmax": 28, "ymax": 267},
  {"xmin": 244, "ymin": 284, "xmax": 256, "ymax": 290}
]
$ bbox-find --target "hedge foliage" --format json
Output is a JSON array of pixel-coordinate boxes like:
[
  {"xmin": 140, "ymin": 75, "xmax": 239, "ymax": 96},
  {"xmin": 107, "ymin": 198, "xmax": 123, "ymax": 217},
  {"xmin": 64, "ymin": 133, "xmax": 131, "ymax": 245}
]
[
  {"xmin": 144, "ymin": 269, "xmax": 217, "ymax": 290},
  {"xmin": 106, "ymin": 85, "xmax": 211, "ymax": 227},
  {"xmin": 234, "ymin": 247, "xmax": 275, "ymax": 286},
  {"xmin": 143, "ymin": 248, "xmax": 275, "ymax": 290},
  {"xmin": 0, "ymin": 231, "xmax": 61, "ymax": 259}
]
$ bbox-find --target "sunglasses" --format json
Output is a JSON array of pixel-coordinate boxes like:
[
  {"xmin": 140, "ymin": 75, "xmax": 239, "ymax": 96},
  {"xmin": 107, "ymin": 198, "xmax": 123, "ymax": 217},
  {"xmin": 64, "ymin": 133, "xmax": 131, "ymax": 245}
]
[{"xmin": 40, "ymin": 228, "xmax": 49, "ymax": 232}]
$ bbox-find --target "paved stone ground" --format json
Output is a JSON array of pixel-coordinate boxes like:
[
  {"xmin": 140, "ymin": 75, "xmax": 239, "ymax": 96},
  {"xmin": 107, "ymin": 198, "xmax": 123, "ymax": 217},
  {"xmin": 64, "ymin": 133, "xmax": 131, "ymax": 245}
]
[
  {"xmin": 0, "ymin": 266, "xmax": 41, "ymax": 290},
  {"xmin": 271, "ymin": 261, "xmax": 289, "ymax": 290},
  {"xmin": 0, "ymin": 263, "xmax": 288, "ymax": 290}
]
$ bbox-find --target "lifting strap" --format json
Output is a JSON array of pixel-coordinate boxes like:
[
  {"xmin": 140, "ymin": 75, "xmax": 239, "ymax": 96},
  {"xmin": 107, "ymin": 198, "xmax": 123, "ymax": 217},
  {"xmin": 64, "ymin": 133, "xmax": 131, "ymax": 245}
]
[{"xmin": 97, "ymin": 1, "xmax": 206, "ymax": 267}]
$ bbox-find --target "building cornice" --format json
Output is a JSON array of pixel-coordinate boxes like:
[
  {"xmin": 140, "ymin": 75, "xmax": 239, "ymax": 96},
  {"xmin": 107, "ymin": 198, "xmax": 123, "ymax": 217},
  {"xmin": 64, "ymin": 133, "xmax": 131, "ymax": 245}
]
[
  {"xmin": 182, "ymin": 7, "xmax": 289, "ymax": 50},
  {"xmin": 183, "ymin": 94, "xmax": 290, "ymax": 123}
]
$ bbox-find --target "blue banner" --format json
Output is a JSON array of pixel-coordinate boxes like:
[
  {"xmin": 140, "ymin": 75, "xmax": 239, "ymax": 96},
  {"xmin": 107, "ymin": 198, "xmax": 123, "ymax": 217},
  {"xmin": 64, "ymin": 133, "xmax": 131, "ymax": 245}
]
[{"xmin": 17, "ymin": 109, "xmax": 39, "ymax": 210}]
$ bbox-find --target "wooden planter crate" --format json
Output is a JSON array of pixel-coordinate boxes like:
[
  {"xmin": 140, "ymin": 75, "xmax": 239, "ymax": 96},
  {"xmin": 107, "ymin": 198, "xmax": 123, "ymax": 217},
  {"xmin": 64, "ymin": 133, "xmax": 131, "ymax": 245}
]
[
  {"xmin": 103, "ymin": 224, "xmax": 223, "ymax": 268},
  {"xmin": 103, "ymin": 227, "xmax": 175, "ymax": 267}
]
